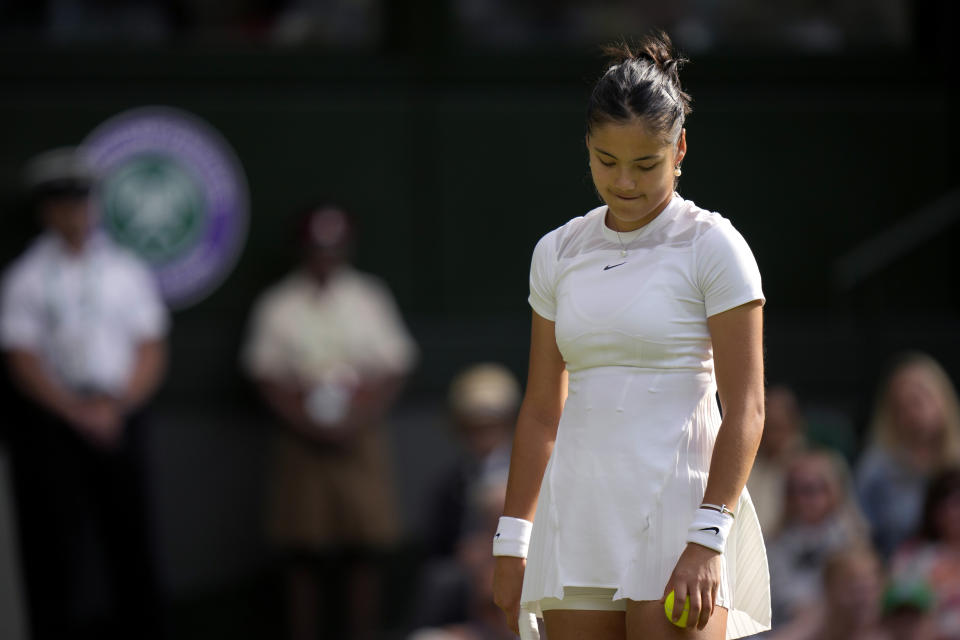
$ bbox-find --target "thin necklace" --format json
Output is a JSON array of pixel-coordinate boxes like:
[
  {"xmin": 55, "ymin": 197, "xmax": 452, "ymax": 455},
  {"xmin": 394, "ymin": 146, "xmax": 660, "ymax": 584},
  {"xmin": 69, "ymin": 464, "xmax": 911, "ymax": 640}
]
[{"xmin": 607, "ymin": 210, "xmax": 629, "ymax": 257}]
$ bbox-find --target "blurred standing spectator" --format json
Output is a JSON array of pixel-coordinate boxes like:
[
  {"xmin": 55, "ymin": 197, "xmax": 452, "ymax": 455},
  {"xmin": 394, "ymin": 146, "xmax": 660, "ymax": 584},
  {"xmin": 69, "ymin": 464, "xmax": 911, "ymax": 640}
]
[
  {"xmin": 0, "ymin": 147, "xmax": 169, "ymax": 639},
  {"xmin": 856, "ymin": 352, "xmax": 960, "ymax": 559},
  {"xmin": 890, "ymin": 467, "xmax": 960, "ymax": 639},
  {"xmin": 766, "ymin": 544, "xmax": 890, "ymax": 640},
  {"xmin": 747, "ymin": 384, "xmax": 807, "ymax": 538},
  {"xmin": 766, "ymin": 449, "xmax": 869, "ymax": 627},
  {"xmin": 241, "ymin": 204, "xmax": 418, "ymax": 640}
]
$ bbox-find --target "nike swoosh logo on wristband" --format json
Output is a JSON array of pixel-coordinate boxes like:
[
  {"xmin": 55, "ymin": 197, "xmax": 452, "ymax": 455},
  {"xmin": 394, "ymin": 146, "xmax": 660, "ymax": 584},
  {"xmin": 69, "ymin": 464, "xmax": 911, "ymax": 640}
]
[{"xmin": 698, "ymin": 526, "xmax": 720, "ymax": 534}]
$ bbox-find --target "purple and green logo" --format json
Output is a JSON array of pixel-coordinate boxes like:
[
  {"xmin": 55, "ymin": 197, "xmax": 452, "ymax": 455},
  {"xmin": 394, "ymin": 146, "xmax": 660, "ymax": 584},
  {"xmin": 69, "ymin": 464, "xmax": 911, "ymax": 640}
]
[{"xmin": 82, "ymin": 107, "xmax": 249, "ymax": 309}]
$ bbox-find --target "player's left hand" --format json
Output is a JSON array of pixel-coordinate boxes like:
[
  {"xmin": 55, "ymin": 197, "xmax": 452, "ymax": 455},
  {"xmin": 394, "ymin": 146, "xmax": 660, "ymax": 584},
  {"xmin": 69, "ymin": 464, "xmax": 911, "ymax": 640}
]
[{"xmin": 662, "ymin": 542, "xmax": 723, "ymax": 630}]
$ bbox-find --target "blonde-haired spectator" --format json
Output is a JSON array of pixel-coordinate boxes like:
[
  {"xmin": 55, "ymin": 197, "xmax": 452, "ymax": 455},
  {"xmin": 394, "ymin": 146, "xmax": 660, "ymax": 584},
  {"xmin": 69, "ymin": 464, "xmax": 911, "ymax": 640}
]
[{"xmin": 856, "ymin": 352, "xmax": 960, "ymax": 559}]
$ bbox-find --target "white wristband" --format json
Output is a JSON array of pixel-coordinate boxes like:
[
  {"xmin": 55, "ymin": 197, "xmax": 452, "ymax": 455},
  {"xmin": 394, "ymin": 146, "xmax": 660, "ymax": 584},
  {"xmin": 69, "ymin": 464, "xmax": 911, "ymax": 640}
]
[
  {"xmin": 493, "ymin": 516, "xmax": 533, "ymax": 558},
  {"xmin": 686, "ymin": 507, "xmax": 734, "ymax": 554},
  {"xmin": 519, "ymin": 606, "xmax": 540, "ymax": 640}
]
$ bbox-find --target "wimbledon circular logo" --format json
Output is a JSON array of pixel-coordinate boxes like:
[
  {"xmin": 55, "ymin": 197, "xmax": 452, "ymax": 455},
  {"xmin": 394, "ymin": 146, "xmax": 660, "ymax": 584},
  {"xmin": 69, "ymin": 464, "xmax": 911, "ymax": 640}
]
[{"xmin": 82, "ymin": 107, "xmax": 249, "ymax": 309}]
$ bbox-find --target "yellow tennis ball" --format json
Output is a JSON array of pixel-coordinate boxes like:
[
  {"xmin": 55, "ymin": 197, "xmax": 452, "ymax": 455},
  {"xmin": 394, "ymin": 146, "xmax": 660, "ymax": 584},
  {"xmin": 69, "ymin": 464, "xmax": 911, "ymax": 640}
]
[{"xmin": 664, "ymin": 590, "xmax": 690, "ymax": 628}]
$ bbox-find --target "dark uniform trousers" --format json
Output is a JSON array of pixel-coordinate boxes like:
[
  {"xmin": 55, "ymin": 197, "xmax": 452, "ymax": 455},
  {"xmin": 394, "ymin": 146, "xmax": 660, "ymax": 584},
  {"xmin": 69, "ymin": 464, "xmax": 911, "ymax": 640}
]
[{"xmin": 6, "ymin": 394, "xmax": 161, "ymax": 640}]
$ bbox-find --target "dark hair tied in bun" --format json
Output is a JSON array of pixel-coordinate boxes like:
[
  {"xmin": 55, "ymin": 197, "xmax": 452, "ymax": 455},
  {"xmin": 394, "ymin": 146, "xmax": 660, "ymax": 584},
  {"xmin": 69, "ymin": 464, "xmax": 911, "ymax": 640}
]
[{"xmin": 588, "ymin": 31, "xmax": 692, "ymax": 144}]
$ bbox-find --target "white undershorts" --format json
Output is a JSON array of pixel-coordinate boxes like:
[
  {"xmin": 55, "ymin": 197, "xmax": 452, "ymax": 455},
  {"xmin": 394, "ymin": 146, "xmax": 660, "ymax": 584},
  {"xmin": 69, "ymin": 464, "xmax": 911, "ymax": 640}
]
[
  {"xmin": 539, "ymin": 587, "xmax": 626, "ymax": 612},
  {"xmin": 538, "ymin": 585, "xmax": 731, "ymax": 613}
]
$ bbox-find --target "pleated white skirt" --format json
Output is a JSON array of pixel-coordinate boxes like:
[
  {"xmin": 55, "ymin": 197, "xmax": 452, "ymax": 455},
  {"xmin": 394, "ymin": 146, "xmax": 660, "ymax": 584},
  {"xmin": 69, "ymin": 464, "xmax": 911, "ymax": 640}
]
[{"xmin": 520, "ymin": 368, "xmax": 771, "ymax": 638}]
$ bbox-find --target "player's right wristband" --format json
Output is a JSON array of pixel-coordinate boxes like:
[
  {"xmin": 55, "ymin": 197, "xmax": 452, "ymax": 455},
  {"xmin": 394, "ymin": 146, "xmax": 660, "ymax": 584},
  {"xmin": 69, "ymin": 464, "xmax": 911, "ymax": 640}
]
[{"xmin": 493, "ymin": 516, "xmax": 533, "ymax": 558}]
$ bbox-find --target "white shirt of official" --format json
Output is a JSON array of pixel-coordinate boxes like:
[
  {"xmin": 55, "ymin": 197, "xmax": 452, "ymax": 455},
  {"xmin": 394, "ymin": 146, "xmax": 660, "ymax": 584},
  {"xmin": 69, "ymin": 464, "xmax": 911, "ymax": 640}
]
[{"xmin": 0, "ymin": 231, "xmax": 168, "ymax": 395}]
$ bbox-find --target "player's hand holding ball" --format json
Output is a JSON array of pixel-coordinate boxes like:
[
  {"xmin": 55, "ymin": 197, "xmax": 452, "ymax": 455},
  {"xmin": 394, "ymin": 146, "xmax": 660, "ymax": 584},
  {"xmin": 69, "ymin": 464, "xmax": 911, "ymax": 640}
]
[{"xmin": 662, "ymin": 542, "xmax": 723, "ymax": 630}]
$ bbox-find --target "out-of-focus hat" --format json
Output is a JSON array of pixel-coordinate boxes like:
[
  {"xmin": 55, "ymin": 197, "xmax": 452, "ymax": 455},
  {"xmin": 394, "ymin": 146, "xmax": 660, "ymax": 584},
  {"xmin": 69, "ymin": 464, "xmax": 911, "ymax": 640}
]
[
  {"xmin": 449, "ymin": 363, "xmax": 521, "ymax": 418},
  {"xmin": 23, "ymin": 147, "xmax": 97, "ymax": 198}
]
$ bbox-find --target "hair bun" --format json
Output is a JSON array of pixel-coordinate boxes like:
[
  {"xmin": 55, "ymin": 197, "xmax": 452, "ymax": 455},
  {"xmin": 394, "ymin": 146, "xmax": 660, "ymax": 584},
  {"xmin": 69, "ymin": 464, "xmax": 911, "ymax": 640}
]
[
  {"xmin": 588, "ymin": 30, "xmax": 693, "ymax": 139},
  {"xmin": 602, "ymin": 31, "xmax": 687, "ymax": 86}
]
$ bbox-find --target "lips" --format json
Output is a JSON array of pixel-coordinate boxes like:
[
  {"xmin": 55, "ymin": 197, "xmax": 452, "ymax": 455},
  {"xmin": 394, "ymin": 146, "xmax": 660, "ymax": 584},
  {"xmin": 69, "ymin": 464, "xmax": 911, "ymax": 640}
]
[{"xmin": 612, "ymin": 192, "xmax": 642, "ymax": 200}]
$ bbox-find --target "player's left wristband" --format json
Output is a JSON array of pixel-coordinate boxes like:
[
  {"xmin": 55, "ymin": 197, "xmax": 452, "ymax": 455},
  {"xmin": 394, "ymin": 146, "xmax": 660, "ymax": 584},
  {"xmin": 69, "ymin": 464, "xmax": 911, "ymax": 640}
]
[
  {"xmin": 493, "ymin": 516, "xmax": 533, "ymax": 558},
  {"xmin": 685, "ymin": 507, "xmax": 734, "ymax": 554}
]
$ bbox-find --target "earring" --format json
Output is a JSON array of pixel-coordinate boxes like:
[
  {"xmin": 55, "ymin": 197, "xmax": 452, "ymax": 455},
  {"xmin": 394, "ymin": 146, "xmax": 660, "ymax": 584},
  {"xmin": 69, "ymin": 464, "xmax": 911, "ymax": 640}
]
[{"xmin": 673, "ymin": 165, "xmax": 682, "ymax": 177}]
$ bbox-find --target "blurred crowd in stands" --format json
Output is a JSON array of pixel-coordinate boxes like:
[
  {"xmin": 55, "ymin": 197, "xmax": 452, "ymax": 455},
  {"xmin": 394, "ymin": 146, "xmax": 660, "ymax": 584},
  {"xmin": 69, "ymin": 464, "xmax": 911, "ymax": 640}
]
[
  {"xmin": 752, "ymin": 355, "xmax": 960, "ymax": 640},
  {"xmin": 0, "ymin": 0, "xmax": 921, "ymax": 53}
]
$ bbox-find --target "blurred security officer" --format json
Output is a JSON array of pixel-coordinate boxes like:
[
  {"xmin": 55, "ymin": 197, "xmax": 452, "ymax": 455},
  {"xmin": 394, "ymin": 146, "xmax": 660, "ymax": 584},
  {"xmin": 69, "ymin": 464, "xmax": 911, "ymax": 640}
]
[{"xmin": 0, "ymin": 147, "xmax": 168, "ymax": 639}]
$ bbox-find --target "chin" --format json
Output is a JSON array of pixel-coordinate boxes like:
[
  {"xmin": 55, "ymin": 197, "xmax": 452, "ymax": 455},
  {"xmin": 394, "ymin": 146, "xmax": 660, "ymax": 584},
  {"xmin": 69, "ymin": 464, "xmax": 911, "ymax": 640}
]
[{"xmin": 609, "ymin": 204, "xmax": 651, "ymax": 221}]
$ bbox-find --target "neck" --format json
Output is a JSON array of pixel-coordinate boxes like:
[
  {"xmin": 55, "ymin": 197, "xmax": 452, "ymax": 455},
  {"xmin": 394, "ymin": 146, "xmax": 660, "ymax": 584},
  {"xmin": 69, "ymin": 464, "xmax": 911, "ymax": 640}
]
[{"xmin": 59, "ymin": 236, "xmax": 88, "ymax": 256}]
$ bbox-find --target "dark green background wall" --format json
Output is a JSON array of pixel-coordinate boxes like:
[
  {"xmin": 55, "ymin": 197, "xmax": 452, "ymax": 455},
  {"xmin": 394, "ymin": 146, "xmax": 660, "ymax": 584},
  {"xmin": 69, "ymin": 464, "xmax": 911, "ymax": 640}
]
[{"xmin": 3, "ymin": 50, "xmax": 957, "ymax": 399}]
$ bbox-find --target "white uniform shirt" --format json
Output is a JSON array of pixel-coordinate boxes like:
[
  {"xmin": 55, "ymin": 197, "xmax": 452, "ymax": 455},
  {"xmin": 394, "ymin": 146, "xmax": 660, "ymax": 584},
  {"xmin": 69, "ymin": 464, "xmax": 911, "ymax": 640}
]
[
  {"xmin": 521, "ymin": 195, "xmax": 771, "ymax": 637},
  {"xmin": 242, "ymin": 267, "xmax": 418, "ymax": 386},
  {"xmin": 0, "ymin": 231, "xmax": 168, "ymax": 395}
]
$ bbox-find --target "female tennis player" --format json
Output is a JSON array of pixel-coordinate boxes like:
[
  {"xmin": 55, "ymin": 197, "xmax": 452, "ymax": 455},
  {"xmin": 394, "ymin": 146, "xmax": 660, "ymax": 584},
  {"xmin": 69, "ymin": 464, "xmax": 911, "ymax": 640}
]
[{"xmin": 492, "ymin": 33, "xmax": 771, "ymax": 639}]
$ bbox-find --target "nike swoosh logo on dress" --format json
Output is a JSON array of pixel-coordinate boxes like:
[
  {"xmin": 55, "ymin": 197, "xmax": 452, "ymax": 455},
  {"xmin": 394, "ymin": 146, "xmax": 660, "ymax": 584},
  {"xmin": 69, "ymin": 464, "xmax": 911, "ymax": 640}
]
[{"xmin": 603, "ymin": 262, "xmax": 627, "ymax": 271}]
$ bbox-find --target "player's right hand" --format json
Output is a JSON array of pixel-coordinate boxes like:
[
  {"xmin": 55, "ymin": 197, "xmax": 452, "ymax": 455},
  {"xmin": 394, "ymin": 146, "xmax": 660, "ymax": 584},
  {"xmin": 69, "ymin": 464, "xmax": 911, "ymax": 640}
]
[{"xmin": 493, "ymin": 555, "xmax": 526, "ymax": 634}]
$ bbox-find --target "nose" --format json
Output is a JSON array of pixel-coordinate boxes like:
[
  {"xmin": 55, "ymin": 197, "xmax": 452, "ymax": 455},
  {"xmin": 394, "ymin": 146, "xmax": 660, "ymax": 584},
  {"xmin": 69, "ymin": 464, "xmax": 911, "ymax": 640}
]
[{"xmin": 614, "ymin": 168, "xmax": 636, "ymax": 191}]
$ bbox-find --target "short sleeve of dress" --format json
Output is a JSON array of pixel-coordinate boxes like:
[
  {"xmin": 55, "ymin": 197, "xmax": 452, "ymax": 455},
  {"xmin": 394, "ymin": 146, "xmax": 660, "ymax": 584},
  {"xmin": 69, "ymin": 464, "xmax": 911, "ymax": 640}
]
[
  {"xmin": 528, "ymin": 233, "xmax": 558, "ymax": 321},
  {"xmin": 696, "ymin": 220, "xmax": 765, "ymax": 317}
]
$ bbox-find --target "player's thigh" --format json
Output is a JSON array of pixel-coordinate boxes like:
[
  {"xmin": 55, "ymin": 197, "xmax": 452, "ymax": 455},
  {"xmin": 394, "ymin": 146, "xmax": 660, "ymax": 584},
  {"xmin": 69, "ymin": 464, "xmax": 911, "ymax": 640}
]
[
  {"xmin": 543, "ymin": 610, "xmax": 626, "ymax": 640},
  {"xmin": 625, "ymin": 600, "xmax": 727, "ymax": 640}
]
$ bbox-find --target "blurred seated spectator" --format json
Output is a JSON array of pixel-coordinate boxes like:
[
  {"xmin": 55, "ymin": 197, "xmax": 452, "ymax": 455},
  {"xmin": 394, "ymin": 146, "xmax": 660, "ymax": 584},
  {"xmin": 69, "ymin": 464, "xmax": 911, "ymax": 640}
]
[
  {"xmin": 45, "ymin": 0, "xmax": 171, "ymax": 43},
  {"xmin": 747, "ymin": 384, "xmax": 807, "ymax": 538},
  {"xmin": 407, "ymin": 363, "xmax": 519, "ymax": 631},
  {"xmin": 766, "ymin": 448, "xmax": 869, "ymax": 627},
  {"xmin": 271, "ymin": 0, "xmax": 381, "ymax": 46},
  {"xmin": 856, "ymin": 352, "xmax": 960, "ymax": 559},
  {"xmin": 766, "ymin": 543, "xmax": 889, "ymax": 640},
  {"xmin": 241, "ymin": 203, "xmax": 418, "ymax": 640},
  {"xmin": 425, "ymin": 362, "xmax": 519, "ymax": 559},
  {"xmin": 890, "ymin": 467, "xmax": 960, "ymax": 640},
  {"xmin": 408, "ymin": 472, "xmax": 516, "ymax": 640}
]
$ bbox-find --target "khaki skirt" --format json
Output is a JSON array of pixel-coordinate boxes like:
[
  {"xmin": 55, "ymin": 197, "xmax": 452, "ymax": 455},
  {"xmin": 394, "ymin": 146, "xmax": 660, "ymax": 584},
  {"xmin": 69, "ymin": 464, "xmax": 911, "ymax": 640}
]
[{"xmin": 266, "ymin": 427, "xmax": 400, "ymax": 550}]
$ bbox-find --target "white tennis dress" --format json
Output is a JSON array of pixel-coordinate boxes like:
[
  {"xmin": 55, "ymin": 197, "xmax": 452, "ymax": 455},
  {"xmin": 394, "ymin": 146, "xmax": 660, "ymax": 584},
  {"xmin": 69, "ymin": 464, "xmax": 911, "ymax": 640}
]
[{"xmin": 520, "ymin": 195, "xmax": 771, "ymax": 637}]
